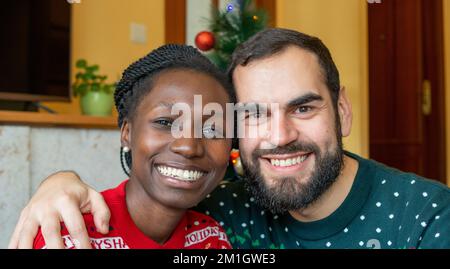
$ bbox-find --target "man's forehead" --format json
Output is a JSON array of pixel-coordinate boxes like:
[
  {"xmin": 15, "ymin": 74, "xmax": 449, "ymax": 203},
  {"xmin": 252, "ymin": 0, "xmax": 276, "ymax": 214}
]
[
  {"xmin": 233, "ymin": 47, "xmax": 326, "ymax": 103},
  {"xmin": 233, "ymin": 46, "xmax": 321, "ymax": 78}
]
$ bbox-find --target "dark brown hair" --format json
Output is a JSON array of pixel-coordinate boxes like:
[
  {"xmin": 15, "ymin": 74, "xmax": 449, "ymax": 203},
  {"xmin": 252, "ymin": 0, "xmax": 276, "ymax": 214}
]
[{"xmin": 228, "ymin": 28, "xmax": 341, "ymax": 107}]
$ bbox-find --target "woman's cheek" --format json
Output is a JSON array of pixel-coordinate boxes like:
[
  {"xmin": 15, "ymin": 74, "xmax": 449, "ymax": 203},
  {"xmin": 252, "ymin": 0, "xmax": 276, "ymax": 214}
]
[{"xmin": 208, "ymin": 140, "xmax": 231, "ymax": 171}]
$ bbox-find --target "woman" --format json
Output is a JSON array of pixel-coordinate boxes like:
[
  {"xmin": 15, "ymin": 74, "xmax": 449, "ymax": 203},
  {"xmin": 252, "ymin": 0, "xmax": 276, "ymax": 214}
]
[{"xmin": 33, "ymin": 44, "xmax": 234, "ymax": 249}]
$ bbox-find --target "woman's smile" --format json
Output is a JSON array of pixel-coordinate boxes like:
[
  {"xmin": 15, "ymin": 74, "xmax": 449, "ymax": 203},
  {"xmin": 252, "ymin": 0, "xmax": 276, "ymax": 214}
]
[{"xmin": 153, "ymin": 161, "xmax": 212, "ymax": 191}]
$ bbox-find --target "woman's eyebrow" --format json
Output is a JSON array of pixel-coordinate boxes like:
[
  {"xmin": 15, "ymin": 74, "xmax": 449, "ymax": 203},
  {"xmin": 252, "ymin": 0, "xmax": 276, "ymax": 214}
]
[{"xmin": 154, "ymin": 101, "xmax": 175, "ymax": 109}]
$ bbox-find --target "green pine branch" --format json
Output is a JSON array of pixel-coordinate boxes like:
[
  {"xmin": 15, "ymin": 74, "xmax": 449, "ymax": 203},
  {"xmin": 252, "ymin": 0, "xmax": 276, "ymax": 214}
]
[{"xmin": 206, "ymin": 0, "xmax": 269, "ymax": 70}]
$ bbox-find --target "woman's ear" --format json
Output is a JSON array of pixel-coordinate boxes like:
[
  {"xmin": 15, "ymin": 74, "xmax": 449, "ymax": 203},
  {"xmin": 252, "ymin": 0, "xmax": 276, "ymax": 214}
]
[
  {"xmin": 337, "ymin": 86, "xmax": 353, "ymax": 138},
  {"xmin": 120, "ymin": 120, "xmax": 131, "ymax": 149}
]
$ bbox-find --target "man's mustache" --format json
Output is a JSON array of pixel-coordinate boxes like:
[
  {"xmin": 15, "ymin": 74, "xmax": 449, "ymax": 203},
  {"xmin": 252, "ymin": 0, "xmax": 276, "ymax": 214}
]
[{"xmin": 252, "ymin": 142, "xmax": 319, "ymax": 158}]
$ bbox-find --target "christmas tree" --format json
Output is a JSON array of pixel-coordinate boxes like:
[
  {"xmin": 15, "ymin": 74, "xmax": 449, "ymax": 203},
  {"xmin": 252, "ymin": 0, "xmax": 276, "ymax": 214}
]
[{"xmin": 195, "ymin": 0, "xmax": 269, "ymax": 71}]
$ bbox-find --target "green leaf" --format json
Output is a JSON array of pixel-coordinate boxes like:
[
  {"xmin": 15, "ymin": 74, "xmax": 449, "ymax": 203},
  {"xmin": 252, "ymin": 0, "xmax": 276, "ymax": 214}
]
[
  {"xmin": 78, "ymin": 84, "xmax": 88, "ymax": 96},
  {"xmin": 91, "ymin": 82, "xmax": 100, "ymax": 92},
  {"xmin": 75, "ymin": 59, "xmax": 87, "ymax": 68},
  {"xmin": 87, "ymin": 65, "xmax": 99, "ymax": 73},
  {"xmin": 83, "ymin": 73, "xmax": 94, "ymax": 81},
  {"xmin": 72, "ymin": 58, "xmax": 113, "ymax": 97}
]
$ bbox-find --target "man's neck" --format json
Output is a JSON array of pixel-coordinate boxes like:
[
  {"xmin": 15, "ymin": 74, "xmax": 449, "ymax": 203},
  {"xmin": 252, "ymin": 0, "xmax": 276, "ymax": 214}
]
[
  {"xmin": 289, "ymin": 155, "xmax": 359, "ymax": 222},
  {"xmin": 125, "ymin": 178, "xmax": 185, "ymax": 245}
]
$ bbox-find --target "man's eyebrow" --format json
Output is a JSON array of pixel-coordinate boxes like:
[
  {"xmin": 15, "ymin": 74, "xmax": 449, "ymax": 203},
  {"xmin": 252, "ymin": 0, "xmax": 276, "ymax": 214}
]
[
  {"xmin": 236, "ymin": 102, "xmax": 269, "ymax": 113},
  {"xmin": 287, "ymin": 93, "xmax": 323, "ymax": 108}
]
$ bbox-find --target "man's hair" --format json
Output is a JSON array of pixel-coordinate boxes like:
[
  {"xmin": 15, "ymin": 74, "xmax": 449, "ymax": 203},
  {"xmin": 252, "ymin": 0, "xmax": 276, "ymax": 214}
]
[
  {"xmin": 114, "ymin": 44, "xmax": 235, "ymax": 176},
  {"xmin": 228, "ymin": 28, "xmax": 341, "ymax": 107}
]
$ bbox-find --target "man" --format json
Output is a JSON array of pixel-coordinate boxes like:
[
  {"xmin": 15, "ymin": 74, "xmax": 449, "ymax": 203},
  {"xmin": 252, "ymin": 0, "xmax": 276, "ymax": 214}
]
[{"xmin": 9, "ymin": 28, "xmax": 450, "ymax": 249}]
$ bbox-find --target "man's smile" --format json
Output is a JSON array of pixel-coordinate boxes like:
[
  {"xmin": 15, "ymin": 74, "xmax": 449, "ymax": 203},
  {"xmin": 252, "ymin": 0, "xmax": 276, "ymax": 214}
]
[{"xmin": 259, "ymin": 151, "xmax": 313, "ymax": 173}]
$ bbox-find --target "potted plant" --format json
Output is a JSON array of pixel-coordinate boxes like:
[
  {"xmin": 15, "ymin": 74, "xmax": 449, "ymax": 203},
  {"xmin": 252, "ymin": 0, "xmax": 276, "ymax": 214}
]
[{"xmin": 72, "ymin": 59, "xmax": 115, "ymax": 116}]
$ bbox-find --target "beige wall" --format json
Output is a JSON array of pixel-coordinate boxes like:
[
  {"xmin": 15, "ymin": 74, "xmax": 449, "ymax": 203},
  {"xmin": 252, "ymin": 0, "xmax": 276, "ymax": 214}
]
[
  {"xmin": 43, "ymin": 0, "xmax": 165, "ymax": 114},
  {"xmin": 276, "ymin": 0, "xmax": 369, "ymax": 157},
  {"xmin": 444, "ymin": 0, "xmax": 450, "ymax": 186},
  {"xmin": 40, "ymin": 0, "xmax": 450, "ymax": 185}
]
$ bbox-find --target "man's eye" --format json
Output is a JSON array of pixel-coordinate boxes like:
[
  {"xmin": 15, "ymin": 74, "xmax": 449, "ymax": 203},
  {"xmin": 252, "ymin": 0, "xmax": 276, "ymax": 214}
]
[
  {"xmin": 249, "ymin": 113, "xmax": 261, "ymax": 119},
  {"xmin": 247, "ymin": 112, "xmax": 265, "ymax": 119},
  {"xmin": 295, "ymin": 106, "xmax": 313, "ymax": 114},
  {"xmin": 154, "ymin": 119, "xmax": 173, "ymax": 127}
]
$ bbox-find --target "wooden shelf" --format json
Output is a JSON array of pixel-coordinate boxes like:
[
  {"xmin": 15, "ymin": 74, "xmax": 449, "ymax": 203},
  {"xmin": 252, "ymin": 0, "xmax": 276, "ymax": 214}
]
[{"xmin": 0, "ymin": 110, "xmax": 118, "ymax": 129}]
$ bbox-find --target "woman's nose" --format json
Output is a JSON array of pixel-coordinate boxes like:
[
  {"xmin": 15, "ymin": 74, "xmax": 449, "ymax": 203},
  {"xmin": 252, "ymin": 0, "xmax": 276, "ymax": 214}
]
[{"xmin": 169, "ymin": 138, "xmax": 205, "ymax": 158}]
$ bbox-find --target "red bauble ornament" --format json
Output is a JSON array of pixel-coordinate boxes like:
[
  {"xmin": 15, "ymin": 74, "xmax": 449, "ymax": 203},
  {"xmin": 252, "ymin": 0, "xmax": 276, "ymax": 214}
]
[{"xmin": 195, "ymin": 31, "xmax": 215, "ymax": 51}]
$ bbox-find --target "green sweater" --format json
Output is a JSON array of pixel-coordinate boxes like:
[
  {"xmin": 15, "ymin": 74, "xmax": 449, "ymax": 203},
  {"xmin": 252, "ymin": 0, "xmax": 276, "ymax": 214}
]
[{"xmin": 196, "ymin": 152, "xmax": 450, "ymax": 249}]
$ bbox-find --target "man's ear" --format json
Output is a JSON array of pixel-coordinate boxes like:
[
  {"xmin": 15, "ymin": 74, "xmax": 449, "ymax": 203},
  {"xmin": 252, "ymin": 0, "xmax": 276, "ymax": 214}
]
[
  {"xmin": 120, "ymin": 120, "xmax": 131, "ymax": 148},
  {"xmin": 337, "ymin": 86, "xmax": 353, "ymax": 137}
]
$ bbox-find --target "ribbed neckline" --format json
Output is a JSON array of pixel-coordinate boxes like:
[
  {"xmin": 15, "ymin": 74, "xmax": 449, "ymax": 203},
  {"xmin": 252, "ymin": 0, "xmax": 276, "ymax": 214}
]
[{"xmin": 282, "ymin": 152, "xmax": 374, "ymax": 240}]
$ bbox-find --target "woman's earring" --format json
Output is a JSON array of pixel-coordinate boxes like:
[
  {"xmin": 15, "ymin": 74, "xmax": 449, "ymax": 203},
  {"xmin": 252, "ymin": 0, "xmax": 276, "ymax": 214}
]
[{"xmin": 123, "ymin": 146, "xmax": 130, "ymax": 153}]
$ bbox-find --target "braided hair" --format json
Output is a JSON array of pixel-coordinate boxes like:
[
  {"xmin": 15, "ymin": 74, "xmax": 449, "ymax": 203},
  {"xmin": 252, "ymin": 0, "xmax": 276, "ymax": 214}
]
[{"xmin": 115, "ymin": 44, "xmax": 235, "ymax": 176}]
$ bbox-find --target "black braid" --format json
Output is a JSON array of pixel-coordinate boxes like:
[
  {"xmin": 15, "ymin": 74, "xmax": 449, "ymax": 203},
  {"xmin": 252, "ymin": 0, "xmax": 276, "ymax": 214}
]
[{"xmin": 115, "ymin": 44, "xmax": 235, "ymax": 176}]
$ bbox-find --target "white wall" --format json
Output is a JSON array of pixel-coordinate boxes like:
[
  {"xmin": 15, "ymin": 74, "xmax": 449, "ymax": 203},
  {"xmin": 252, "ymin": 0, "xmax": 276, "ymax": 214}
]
[
  {"xmin": 0, "ymin": 125, "xmax": 124, "ymax": 248},
  {"xmin": 186, "ymin": 0, "xmax": 214, "ymax": 46}
]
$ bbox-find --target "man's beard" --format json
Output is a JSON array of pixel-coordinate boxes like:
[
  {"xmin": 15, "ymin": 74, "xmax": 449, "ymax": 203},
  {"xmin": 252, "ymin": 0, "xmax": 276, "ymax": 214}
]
[{"xmin": 241, "ymin": 134, "xmax": 344, "ymax": 214}]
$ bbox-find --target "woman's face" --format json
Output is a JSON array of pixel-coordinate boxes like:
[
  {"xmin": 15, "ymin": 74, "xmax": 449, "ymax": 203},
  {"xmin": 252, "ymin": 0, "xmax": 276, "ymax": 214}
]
[{"xmin": 121, "ymin": 69, "xmax": 232, "ymax": 209}]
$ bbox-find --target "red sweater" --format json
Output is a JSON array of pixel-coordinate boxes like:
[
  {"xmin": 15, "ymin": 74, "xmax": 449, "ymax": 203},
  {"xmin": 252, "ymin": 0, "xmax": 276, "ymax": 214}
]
[{"xmin": 33, "ymin": 180, "xmax": 231, "ymax": 249}]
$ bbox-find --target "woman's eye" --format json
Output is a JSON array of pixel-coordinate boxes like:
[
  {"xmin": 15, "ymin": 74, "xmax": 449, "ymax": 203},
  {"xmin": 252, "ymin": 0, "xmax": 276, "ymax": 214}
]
[
  {"xmin": 203, "ymin": 125, "xmax": 222, "ymax": 138},
  {"xmin": 154, "ymin": 119, "xmax": 173, "ymax": 127}
]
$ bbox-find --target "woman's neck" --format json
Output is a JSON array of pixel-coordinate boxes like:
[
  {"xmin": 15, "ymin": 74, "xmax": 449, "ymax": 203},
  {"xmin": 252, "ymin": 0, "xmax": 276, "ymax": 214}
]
[{"xmin": 125, "ymin": 178, "xmax": 185, "ymax": 245}]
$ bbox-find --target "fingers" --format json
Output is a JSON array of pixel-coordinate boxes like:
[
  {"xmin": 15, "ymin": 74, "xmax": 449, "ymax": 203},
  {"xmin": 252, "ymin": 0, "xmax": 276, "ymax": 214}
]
[
  {"xmin": 40, "ymin": 213, "xmax": 65, "ymax": 249},
  {"xmin": 88, "ymin": 189, "xmax": 111, "ymax": 234},
  {"xmin": 58, "ymin": 201, "xmax": 92, "ymax": 249},
  {"xmin": 8, "ymin": 208, "xmax": 29, "ymax": 249},
  {"xmin": 10, "ymin": 171, "xmax": 97, "ymax": 249},
  {"xmin": 17, "ymin": 218, "xmax": 39, "ymax": 249}
]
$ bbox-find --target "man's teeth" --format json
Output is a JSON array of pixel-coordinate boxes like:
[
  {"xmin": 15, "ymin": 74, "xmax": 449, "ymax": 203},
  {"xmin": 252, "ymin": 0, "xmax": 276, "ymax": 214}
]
[
  {"xmin": 156, "ymin": 166, "xmax": 205, "ymax": 181},
  {"xmin": 270, "ymin": 155, "xmax": 308, "ymax": 167}
]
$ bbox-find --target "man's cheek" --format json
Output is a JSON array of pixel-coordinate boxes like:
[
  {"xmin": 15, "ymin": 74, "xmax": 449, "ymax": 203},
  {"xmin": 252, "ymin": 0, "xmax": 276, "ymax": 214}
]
[
  {"xmin": 300, "ymin": 119, "xmax": 334, "ymax": 143},
  {"xmin": 238, "ymin": 139, "xmax": 256, "ymax": 162}
]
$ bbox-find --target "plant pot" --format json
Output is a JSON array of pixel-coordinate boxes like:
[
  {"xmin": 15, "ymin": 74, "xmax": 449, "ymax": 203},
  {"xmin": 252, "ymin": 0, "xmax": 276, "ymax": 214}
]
[{"xmin": 80, "ymin": 91, "xmax": 113, "ymax": 116}]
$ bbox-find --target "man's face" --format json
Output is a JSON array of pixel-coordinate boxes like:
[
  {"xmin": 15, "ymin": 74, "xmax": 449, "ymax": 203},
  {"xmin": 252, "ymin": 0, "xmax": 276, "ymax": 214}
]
[{"xmin": 233, "ymin": 46, "xmax": 352, "ymax": 213}]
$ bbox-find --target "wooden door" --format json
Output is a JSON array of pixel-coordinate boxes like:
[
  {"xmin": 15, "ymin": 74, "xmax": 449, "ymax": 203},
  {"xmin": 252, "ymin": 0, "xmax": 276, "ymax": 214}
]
[{"xmin": 368, "ymin": 0, "xmax": 446, "ymax": 183}]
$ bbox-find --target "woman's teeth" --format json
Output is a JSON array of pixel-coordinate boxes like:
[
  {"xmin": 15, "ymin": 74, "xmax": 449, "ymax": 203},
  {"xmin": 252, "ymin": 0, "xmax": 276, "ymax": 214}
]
[
  {"xmin": 156, "ymin": 166, "xmax": 205, "ymax": 181},
  {"xmin": 270, "ymin": 155, "xmax": 308, "ymax": 167}
]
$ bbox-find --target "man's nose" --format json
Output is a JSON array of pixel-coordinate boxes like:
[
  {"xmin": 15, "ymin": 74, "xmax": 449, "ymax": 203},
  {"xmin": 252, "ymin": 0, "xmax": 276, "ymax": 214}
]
[
  {"xmin": 170, "ymin": 138, "xmax": 205, "ymax": 158},
  {"xmin": 267, "ymin": 114, "xmax": 299, "ymax": 148}
]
